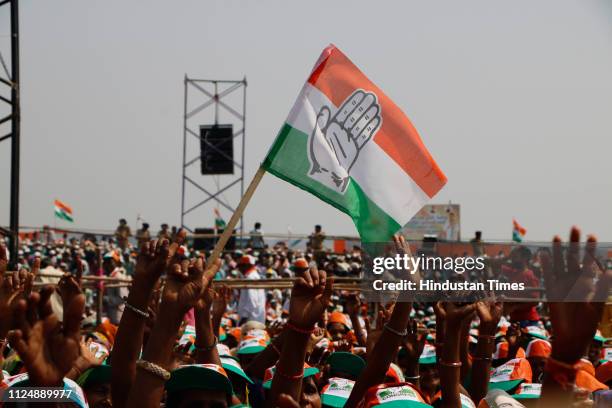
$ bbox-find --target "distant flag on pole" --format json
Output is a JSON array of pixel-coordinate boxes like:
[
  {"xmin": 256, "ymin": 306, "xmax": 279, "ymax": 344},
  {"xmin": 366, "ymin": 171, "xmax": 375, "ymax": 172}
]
[
  {"xmin": 512, "ymin": 219, "xmax": 526, "ymax": 243},
  {"xmin": 54, "ymin": 199, "xmax": 74, "ymax": 223},
  {"xmin": 262, "ymin": 45, "xmax": 447, "ymax": 242},
  {"xmin": 214, "ymin": 208, "xmax": 227, "ymax": 230}
]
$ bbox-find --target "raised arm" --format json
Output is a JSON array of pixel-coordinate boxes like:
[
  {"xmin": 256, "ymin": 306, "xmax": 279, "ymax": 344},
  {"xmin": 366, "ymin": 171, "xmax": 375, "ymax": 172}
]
[
  {"xmin": 540, "ymin": 227, "xmax": 611, "ymax": 406},
  {"xmin": 126, "ymin": 254, "xmax": 212, "ymax": 408},
  {"xmin": 270, "ymin": 265, "xmax": 332, "ymax": 406},
  {"xmin": 438, "ymin": 302, "xmax": 476, "ymax": 408},
  {"xmin": 345, "ymin": 235, "xmax": 415, "ymax": 408},
  {"xmin": 469, "ymin": 300, "xmax": 502, "ymax": 403},
  {"xmin": 111, "ymin": 238, "xmax": 171, "ymax": 408}
]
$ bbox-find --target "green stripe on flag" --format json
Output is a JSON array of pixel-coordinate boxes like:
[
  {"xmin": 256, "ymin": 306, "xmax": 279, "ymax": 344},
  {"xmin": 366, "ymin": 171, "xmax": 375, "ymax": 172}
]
[
  {"xmin": 55, "ymin": 209, "xmax": 74, "ymax": 223},
  {"xmin": 263, "ymin": 124, "xmax": 400, "ymax": 242}
]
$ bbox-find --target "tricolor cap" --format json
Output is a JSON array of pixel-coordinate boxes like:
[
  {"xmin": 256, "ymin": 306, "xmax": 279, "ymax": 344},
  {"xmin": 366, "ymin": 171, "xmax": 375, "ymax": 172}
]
[
  {"xmin": 263, "ymin": 363, "xmax": 319, "ymax": 389},
  {"xmin": 237, "ymin": 337, "xmax": 268, "ymax": 355},
  {"xmin": 328, "ymin": 312, "xmax": 352, "ymax": 330},
  {"xmin": 242, "ymin": 328, "xmax": 269, "ymax": 341},
  {"xmin": 321, "ymin": 377, "xmax": 355, "ymax": 408},
  {"xmin": 419, "ymin": 344, "xmax": 436, "ymax": 365},
  {"xmin": 525, "ymin": 339, "xmax": 551, "ymax": 359},
  {"xmin": 220, "ymin": 356, "xmax": 254, "ymax": 385},
  {"xmin": 575, "ymin": 369, "xmax": 608, "ymax": 392},
  {"xmin": 493, "ymin": 342, "xmax": 525, "ymax": 360},
  {"xmin": 522, "ymin": 326, "xmax": 549, "ymax": 340},
  {"xmin": 477, "ymin": 389, "xmax": 526, "ymax": 408},
  {"xmin": 512, "ymin": 383, "xmax": 541, "ymax": 400},
  {"xmin": 166, "ymin": 364, "xmax": 233, "ymax": 396},
  {"xmin": 386, "ymin": 363, "xmax": 405, "ymax": 383},
  {"xmin": 5, "ymin": 374, "xmax": 88, "ymax": 408},
  {"xmin": 363, "ymin": 382, "xmax": 431, "ymax": 408},
  {"xmin": 432, "ymin": 392, "xmax": 476, "ymax": 408},
  {"xmin": 577, "ymin": 358, "xmax": 595, "ymax": 376},
  {"xmin": 219, "ymin": 326, "xmax": 227, "ymax": 341},
  {"xmin": 217, "ymin": 343, "xmax": 233, "ymax": 358},
  {"xmin": 488, "ymin": 358, "xmax": 532, "ymax": 392},
  {"xmin": 178, "ymin": 325, "xmax": 196, "ymax": 346},
  {"xmin": 327, "ymin": 352, "xmax": 366, "ymax": 379},
  {"xmin": 77, "ymin": 365, "xmax": 112, "ymax": 388}
]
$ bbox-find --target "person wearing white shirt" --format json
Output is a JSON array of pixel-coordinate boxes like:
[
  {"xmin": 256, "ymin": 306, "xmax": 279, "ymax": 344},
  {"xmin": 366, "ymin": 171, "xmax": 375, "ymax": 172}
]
[{"xmin": 236, "ymin": 255, "xmax": 266, "ymax": 323}]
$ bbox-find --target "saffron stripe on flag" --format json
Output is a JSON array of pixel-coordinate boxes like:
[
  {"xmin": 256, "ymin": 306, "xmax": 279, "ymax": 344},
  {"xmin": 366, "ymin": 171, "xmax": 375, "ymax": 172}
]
[{"xmin": 306, "ymin": 45, "xmax": 446, "ymax": 198}]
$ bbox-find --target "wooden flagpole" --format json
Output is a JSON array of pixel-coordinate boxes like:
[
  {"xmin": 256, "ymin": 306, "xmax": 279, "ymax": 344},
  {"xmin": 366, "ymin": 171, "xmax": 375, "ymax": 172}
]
[{"xmin": 206, "ymin": 166, "xmax": 266, "ymax": 269}]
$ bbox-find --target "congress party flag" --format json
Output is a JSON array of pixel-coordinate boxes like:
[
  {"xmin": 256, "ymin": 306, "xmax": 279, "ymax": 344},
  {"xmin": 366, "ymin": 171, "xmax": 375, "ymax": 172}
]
[
  {"xmin": 263, "ymin": 45, "xmax": 447, "ymax": 242},
  {"xmin": 54, "ymin": 199, "xmax": 74, "ymax": 223}
]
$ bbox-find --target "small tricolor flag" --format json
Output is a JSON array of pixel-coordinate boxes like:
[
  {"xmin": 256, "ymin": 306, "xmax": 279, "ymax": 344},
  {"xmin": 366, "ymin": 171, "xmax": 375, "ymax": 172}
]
[
  {"xmin": 54, "ymin": 199, "xmax": 74, "ymax": 223},
  {"xmin": 214, "ymin": 208, "xmax": 226, "ymax": 229},
  {"xmin": 263, "ymin": 45, "xmax": 447, "ymax": 242},
  {"xmin": 512, "ymin": 219, "xmax": 526, "ymax": 243}
]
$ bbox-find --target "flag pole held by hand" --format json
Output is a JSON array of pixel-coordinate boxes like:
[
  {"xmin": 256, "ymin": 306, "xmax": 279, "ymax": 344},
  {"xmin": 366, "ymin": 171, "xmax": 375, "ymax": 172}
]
[{"xmin": 206, "ymin": 166, "xmax": 266, "ymax": 271}]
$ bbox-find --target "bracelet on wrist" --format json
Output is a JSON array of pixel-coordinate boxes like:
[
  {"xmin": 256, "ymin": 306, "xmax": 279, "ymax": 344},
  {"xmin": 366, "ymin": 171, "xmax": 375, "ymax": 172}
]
[
  {"xmin": 275, "ymin": 367, "xmax": 304, "ymax": 380},
  {"xmin": 383, "ymin": 323, "xmax": 408, "ymax": 337},
  {"xmin": 124, "ymin": 301, "xmax": 150, "ymax": 318},
  {"xmin": 286, "ymin": 321, "xmax": 315, "ymax": 335},
  {"xmin": 439, "ymin": 360, "xmax": 462, "ymax": 367},
  {"xmin": 136, "ymin": 359, "xmax": 171, "ymax": 381},
  {"xmin": 194, "ymin": 335, "xmax": 218, "ymax": 352}
]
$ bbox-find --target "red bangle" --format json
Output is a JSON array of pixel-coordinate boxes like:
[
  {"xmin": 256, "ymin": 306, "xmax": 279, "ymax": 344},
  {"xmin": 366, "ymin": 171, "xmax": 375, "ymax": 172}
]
[
  {"xmin": 275, "ymin": 367, "xmax": 304, "ymax": 380},
  {"xmin": 286, "ymin": 321, "xmax": 315, "ymax": 335}
]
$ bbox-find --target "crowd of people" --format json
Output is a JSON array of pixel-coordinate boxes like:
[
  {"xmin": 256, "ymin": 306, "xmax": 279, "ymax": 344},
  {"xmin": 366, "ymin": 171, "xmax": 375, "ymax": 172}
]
[{"xmin": 0, "ymin": 222, "xmax": 611, "ymax": 407}]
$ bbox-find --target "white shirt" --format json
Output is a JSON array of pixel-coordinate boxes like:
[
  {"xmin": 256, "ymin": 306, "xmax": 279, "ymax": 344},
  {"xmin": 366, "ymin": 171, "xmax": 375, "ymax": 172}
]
[{"xmin": 237, "ymin": 267, "xmax": 266, "ymax": 323}]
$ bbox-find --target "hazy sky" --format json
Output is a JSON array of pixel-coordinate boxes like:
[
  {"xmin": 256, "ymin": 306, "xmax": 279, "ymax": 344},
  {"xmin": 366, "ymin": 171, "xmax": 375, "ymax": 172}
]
[{"xmin": 1, "ymin": 0, "xmax": 611, "ymax": 241}]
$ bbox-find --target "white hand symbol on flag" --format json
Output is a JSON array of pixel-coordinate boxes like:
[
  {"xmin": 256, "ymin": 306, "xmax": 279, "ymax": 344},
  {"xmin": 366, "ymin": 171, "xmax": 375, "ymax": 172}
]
[{"xmin": 308, "ymin": 89, "xmax": 382, "ymax": 193}]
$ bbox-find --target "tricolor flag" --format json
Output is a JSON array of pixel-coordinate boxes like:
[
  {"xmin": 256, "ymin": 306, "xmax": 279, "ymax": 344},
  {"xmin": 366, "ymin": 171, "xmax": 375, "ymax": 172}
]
[
  {"xmin": 263, "ymin": 45, "xmax": 447, "ymax": 242},
  {"xmin": 54, "ymin": 199, "xmax": 74, "ymax": 223},
  {"xmin": 512, "ymin": 219, "xmax": 526, "ymax": 243},
  {"xmin": 214, "ymin": 208, "xmax": 226, "ymax": 229}
]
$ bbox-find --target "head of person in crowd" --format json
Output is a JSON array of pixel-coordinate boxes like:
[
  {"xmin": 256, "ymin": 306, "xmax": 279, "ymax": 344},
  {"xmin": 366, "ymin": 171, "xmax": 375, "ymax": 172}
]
[
  {"xmin": 118, "ymin": 218, "xmax": 127, "ymax": 226},
  {"xmin": 326, "ymin": 311, "xmax": 350, "ymax": 341},
  {"xmin": 78, "ymin": 365, "xmax": 113, "ymax": 408},
  {"xmin": 142, "ymin": 223, "xmax": 149, "ymax": 231},
  {"xmin": 509, "ymin": 246, "xmax": 531, "ymax": 271},
  {"xmin": 165, "ymin": 364, "xmax": 234, "ymax": 408}
]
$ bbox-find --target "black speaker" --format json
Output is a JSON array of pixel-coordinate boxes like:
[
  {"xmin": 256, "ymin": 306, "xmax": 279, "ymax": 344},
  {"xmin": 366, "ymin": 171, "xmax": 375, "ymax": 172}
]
[
  {"xmin": 193, "ymin": 228, "xmax": 236, "ymax": 251},
  {"xmin": 200, "ymin": 124, "xmax": 234, "ymax": 175}
]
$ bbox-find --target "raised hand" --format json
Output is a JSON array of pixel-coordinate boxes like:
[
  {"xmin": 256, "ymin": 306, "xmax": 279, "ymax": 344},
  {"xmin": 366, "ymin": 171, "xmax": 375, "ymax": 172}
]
[
  {"xmin": 23, "ymin": 257, "xmax": 40, "ymax": 297},
  {"xmin": 288, "ymin": 265, "xmax": 333, "ymax": 329},
  {"xmin": 402, "ymin": 320, "xmax": 427, "ymax": 363},
  {"xmin": 475, "ymin": 300, "xmax": 503, "ymax": 334},
  {"xmin": 0, "ymin": 270, "xmax": 27, "ymax": 338},
  {"xmin": 540, "ymin": 227, "xmax": 611, "ymax": 363},
  {"xmin": 8, "ymin": 288, "xmax": 84, "ymax": 386},
  {"xmin": 134, "ymin": 239, "xmax": 169, "ymax": 287},
  {"xmin": 308, "ymin": 89, "xmax": 382, "ymax": 193},
  {"xmin": 345, "ymin": 293, "xmax": 361, "ymax": 317},
  {"xmin": 68, "ymin": 338, "xmax": 107, "ymax": 379},
  {"xmin": 211, "ymin": 284, "xmax": 230, "ymax": 320},
  {"xmin": 163, "ymin": 258, "xmax": 206, "ymax": 315},
  {"xmin": 57, "ymin": 273, "xmax": 83, "ymax": 310}
]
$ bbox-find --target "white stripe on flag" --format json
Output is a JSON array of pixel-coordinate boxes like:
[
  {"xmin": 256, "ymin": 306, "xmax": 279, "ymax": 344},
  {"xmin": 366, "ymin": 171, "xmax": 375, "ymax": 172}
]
[{"xmin": 287, "ymin": 83, "xmax": 430, "ymax": 226}]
